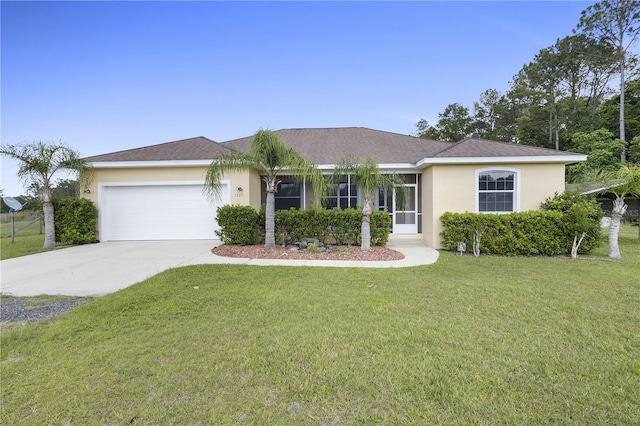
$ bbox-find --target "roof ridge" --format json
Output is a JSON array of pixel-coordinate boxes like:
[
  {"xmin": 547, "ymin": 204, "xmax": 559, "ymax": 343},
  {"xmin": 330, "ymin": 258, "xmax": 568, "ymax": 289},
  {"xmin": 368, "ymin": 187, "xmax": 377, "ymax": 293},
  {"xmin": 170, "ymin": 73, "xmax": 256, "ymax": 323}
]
[{"xmin": 432, "ymin": 139, "xmax": 464, "ymax": 156}]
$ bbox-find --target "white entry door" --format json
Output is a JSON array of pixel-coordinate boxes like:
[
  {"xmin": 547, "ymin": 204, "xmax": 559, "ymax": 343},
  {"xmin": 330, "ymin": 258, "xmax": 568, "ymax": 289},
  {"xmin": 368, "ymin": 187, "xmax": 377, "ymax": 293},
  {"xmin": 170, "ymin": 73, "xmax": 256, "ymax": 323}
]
[{"xmin": 393, "ymin": 183, "xmax": 418, "ymax": 234}]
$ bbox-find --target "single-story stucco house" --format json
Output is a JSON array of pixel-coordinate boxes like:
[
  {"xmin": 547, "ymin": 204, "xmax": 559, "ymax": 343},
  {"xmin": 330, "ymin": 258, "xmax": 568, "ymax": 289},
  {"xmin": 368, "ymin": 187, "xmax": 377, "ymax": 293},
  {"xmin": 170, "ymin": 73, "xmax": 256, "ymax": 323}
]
[{"xmin": 83, "ymin": 127, "xmax": 586, "ymax": 248}]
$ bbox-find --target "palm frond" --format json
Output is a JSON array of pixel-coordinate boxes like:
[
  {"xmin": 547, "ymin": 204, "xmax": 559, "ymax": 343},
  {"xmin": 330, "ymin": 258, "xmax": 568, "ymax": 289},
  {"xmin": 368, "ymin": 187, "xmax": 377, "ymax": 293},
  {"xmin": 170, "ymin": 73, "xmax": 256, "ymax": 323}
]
[
  {"xmin": 250, "ymin": 128, "xmax": 290, "ymax": 170},
  {"xmin": 283, "ymin": 148, "xmax": 327, "ymax": 203},
  {"xmin": 1, "ymin": 141, "xmax": 93, "ymax": 192},
  {"xmin": 203, "ymin": 152, "xmax": 261, "ymax": 201}
]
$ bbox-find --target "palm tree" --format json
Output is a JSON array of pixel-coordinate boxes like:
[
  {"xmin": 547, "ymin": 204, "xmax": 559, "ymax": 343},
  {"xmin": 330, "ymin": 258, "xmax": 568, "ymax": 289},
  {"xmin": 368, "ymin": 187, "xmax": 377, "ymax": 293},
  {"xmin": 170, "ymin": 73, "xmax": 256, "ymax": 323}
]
[
  {"xmin": 0, "ymin": 141, "xmax": 92, "ymax": 249},
  {"xmin": 204, "ymin": 129, "xmax": 326, "ymax": 249},
  {"xmin": 330, "ymin": 157, "xmax": 406, "ymax": 251},
  {"xmin": 599, "ymin": 165, "xmax": 640, "ymax": 258}
]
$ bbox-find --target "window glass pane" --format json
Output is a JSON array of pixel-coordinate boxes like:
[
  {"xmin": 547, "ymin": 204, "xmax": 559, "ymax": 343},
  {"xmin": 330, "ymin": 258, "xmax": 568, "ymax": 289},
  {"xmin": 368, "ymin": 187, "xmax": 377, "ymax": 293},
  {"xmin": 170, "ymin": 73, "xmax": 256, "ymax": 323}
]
[
  {"xmin": 275, "ymin": 197, "xmax": 300, "ymax": 210},
  {"xmin": 479, "ymin": 192, "xmax": 513, "ymax": 212},
  {"xmin": 496, "ymin": 193, "xmax": 513, "ymax": 211},
  {"xmin": 397, "ymin": 187, "xmax": 416, "ymax": 210},
  {"xmin": 395, "ymin": 212, "xmax": 416, "ymax": 225},
  {"xmin": 402, "ymin": 174, "xmax": 416, "ymax": 184},
  {"xmin": 479, "ymin": 174, "xmax": 490, "ymax": 191},
  {"xmin": 505, "ymin": 178, "xmax": 514, "ymax": 190},
  {"xmin": 278, "ymin": 182, "xmax": 300, "ymax": 197},
  {"xmin": 478, "ymin": 170, "xmax": 515, "ymax": 213},
  {"xmin": 273, "ymin": 178, "xmax": 301, "ymax": 210},
  {"xmin": 326, "ymin": 176, "xmax": 357, "ymax": 210}
]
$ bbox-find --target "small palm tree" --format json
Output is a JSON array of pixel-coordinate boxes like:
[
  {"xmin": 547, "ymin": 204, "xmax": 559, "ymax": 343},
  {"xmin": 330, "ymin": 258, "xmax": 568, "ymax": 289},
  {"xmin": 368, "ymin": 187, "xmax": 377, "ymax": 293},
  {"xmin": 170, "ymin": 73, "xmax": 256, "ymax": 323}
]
[
  {"xmin": 0, "ymin": 141, "xmax": 92, "ymax": 249},
  {"xmin": 599, "ymin": 165, "xmax": 640, "ymax": 258},
  {"xmin": 204, "ymin": 129, "xmax": 326, "ymax": 249},
  {"xmin": 330, "ymin": 157, "xmax": 406, "ymax": 251}
]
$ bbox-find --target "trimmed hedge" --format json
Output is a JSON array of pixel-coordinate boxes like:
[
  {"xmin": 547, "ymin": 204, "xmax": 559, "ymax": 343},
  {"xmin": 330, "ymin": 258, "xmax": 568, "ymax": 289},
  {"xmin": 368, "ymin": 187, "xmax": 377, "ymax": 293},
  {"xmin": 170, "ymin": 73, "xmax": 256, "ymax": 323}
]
[
  {"xmin": 216, "ymin": 205, "xmax": 391, "ymax": 246},
  {"xmin": 440, "ymin": 211, "xmax": 570, "ymax": 256},
  {"xmin": 440, "ymin": 192, "xmax": 603, "ymax": 256},
  {"xmin": 540, "ymin": 191, "xmax": 603, "ymax": 253},
  {"xmin": 53, "ymin": 198, "xmax": 98, "ymax": 244},
  {"xmin": 215, "ymin": 205, "xmax": 260, "ymax": 245}
]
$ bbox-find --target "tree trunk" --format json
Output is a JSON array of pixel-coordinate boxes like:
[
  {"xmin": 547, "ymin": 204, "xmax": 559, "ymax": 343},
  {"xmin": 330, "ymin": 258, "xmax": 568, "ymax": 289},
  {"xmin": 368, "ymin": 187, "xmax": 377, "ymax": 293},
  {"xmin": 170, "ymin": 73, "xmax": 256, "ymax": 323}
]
[
  {"xmin": 265, "ymin": 191, "xmax": 276, "ymax": 249},
  {"xmin": 571, "ymin": 232, "xmax": 587, "ymax": 259},
  {"xmin": 619, "ymin": 46, "xmax": 626, "ymax": 163},
  {"xmin": 361, "ymin": 200, "xmax": 372, "ymax": 251},
  {"xmin": 548, "ymin": 110, "xmax": 553, "ymax": 148},
  {"xmin": 41, "ymin": 185, "xmax": 56, "ymax": 249},
  {"xmin": 608, "ymin": 197, "xmax": 627, "ymax": 259},
  {"xmin": 473, "ymin": 230, "xmax": 482, "ymax": 257}
]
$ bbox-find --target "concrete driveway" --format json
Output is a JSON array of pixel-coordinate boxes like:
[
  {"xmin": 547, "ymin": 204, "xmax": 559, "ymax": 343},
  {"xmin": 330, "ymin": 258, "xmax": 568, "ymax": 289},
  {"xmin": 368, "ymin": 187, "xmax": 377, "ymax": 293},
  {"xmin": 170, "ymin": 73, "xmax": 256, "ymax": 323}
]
[
  {"xmin": 1, "ymin": 239, "xmax": 439, "ymax": 297},
  {"xmin": 0, "ymin": 240, "xmax": 223, "ymax": 297}
]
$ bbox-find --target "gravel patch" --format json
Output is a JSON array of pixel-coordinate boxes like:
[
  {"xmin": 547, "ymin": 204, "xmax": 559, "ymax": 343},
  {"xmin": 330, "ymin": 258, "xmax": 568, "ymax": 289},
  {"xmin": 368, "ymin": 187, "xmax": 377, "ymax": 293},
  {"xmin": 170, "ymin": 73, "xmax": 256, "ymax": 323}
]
[{"xmin": 0, "ymin": 297, "xmax": 92, "ymax": 323}]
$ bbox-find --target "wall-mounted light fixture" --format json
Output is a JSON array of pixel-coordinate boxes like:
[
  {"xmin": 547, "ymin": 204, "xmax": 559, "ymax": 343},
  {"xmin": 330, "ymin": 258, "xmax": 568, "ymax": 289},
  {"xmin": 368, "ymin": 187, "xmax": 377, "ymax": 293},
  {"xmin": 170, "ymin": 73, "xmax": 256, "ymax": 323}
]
[
  {"xmin": 236, "ymin": 187, "xmax": 243, "ymax": 192},
  {"xmin": 83, "ymin": 189, "xmax": 91, "ymax": 194}
]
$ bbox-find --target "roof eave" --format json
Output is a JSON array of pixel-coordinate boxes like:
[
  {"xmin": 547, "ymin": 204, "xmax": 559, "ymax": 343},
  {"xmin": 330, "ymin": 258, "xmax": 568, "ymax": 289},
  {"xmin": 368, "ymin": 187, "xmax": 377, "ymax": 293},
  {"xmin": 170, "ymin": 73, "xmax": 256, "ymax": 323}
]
[
  {"xmin": 88, "ymin": 160, "xmax": 214, "ymax": 168},
  {"xmin": 416, "ymin": 154, "xmax": 587, "ymax": 167}
]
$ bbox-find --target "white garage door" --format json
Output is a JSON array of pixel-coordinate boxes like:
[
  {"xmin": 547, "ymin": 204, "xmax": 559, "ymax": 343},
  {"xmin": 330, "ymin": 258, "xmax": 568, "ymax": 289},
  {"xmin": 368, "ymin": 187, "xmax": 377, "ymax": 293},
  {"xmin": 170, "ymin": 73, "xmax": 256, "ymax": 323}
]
[{"xmin": 100, "ymin": 183, "xmax": 230, "ymax": 241}]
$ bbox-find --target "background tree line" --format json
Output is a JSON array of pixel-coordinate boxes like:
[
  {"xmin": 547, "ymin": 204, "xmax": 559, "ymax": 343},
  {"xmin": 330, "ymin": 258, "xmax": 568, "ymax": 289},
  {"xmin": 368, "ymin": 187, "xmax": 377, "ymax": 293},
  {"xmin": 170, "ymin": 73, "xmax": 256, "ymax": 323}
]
[{"xmin": 416, "ymin": 0, "xmax": 640, "ymax": 182}]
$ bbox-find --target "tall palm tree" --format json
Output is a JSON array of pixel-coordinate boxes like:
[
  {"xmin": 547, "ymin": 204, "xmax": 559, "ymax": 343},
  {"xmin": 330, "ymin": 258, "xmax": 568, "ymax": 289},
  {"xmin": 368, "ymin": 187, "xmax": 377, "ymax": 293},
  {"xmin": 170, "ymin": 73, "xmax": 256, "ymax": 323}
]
[
  {"xmin": 330, "ymin": 157, "xmax": 406, "ymax": 251},
  {"xmin": 204, "ymin": 129, "xmax": 326, "ymax": 249},
  {"xmin": 0, "ymin": 141, "xmax": 92, "ymax": 249}
]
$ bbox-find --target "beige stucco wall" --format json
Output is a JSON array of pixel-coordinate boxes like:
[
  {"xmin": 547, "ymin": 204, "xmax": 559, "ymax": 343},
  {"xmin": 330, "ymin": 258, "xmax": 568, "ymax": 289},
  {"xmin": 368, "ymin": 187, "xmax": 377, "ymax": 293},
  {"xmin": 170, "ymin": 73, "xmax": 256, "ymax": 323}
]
[
  {"xmin": 85, "ymin": 166, "xmax": 261, "ymax": 209},
  {"xmin": 86, "ymin": 162, "xmax": 567, "ymax": 249},
  {"xmin": 421, "ymin": 163, "xmax": 567, "ymax": 249}
]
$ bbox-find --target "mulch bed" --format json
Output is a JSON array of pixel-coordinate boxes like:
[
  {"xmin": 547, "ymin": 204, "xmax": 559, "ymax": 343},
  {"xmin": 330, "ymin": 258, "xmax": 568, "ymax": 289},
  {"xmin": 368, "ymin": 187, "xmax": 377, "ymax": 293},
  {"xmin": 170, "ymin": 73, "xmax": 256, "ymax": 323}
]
[{"xmin": 212, "ymin": 244, "xmax": 404, "ymax": 261}]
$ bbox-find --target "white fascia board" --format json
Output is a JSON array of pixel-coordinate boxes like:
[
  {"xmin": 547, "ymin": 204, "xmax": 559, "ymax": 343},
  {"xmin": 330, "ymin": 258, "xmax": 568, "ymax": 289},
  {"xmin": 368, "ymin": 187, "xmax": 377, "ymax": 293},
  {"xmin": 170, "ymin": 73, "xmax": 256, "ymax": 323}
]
[
  {"xmin": 88, "ymin": 160, "xmax": 213, "ymax": 168},
  {"xmin": 318, "ymin": 163, "xmax": 417, "ymax": 171},
  {"xmin": 416, "ymin": 154, "xmax": 587, "ymax": 167},
  {"xmin": 98, "ymin": 180, "xmax": 211, "ymax": 188}
]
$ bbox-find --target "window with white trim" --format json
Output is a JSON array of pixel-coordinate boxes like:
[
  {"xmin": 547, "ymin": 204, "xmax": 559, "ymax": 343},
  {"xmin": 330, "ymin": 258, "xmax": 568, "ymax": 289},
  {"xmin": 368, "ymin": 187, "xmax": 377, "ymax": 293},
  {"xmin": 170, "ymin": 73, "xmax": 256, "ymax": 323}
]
[
  {"xmin": 326, "ymin": 175, "xmax": 358, "ymax": 209},
  {"xmin": 477, "ymin": 170, "xmax": 516, "ymax": 212}
]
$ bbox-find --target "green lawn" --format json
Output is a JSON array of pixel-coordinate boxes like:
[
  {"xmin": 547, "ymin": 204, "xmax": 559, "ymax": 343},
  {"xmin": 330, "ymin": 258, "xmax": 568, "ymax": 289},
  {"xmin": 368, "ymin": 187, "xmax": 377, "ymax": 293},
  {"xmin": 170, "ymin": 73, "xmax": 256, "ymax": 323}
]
[
  {"xmin": 1, "ymin": 230, "xmax": 639, "ymax": 424},
  {"xmin": 0, "ymin": 219, "xmax": 47, "ymax": 260}
]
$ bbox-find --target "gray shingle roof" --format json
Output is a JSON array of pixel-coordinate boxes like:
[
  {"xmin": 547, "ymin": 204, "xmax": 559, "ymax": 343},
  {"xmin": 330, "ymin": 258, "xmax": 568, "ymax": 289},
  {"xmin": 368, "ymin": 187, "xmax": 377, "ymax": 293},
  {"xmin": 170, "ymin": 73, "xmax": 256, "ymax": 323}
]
[
  {"xmin": 83, "ymin": 136, "xmax": 231, "ymax": 162},
  {"xmin": 85, "ymin": 128, "xmax": 585, "ymax": 165},
  {"xmin": 220, "ymin": 127, "xmax": 450, "ymax": 164},
  {"xmin": 432, "ymin": 138, "xmax": 579, "ymax": 158}
]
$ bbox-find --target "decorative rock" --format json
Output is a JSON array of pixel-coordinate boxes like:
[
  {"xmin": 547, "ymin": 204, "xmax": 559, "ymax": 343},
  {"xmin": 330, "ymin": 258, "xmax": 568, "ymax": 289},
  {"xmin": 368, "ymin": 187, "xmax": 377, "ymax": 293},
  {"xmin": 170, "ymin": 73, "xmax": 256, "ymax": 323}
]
[{"xmin": 290, "ymin": 238, "xmax": 336, "ymax": 254}]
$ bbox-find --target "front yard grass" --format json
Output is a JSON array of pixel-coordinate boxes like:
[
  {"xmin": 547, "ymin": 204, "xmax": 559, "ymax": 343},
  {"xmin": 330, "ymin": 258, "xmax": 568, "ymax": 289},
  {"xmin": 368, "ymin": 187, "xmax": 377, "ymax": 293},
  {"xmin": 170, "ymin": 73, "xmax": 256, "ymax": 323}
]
[
  {"xmin": 0, "ymin": 220, "xmax": 46, "ymax": 260},
  {"xmin": 1, "ymin": 231, "xmax": 639, "ymax": 424}
]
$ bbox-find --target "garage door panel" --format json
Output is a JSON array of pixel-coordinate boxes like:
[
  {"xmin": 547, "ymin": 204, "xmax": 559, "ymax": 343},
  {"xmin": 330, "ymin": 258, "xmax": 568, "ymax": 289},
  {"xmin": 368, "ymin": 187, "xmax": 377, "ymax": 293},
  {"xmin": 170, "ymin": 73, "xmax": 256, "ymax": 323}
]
[{"xmin": 102, "ymin": 184, "xmax": 228, "ymax": 241}]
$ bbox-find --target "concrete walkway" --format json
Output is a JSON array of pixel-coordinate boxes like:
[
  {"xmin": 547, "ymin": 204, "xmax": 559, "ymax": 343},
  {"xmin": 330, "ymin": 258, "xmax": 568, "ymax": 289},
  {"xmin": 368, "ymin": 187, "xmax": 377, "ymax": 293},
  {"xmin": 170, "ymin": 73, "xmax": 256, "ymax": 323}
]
[{"xmin": 0, "ymin": 239, "xmax": 439, "ymax": 297}]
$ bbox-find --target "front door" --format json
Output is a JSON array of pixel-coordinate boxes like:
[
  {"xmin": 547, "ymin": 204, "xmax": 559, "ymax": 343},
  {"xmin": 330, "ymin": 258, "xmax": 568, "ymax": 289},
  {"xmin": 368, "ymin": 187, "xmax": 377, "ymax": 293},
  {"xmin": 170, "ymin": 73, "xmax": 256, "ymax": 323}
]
[{"xmin": 393, "ymin": 183, "xmax": 417, "ymax": 234}]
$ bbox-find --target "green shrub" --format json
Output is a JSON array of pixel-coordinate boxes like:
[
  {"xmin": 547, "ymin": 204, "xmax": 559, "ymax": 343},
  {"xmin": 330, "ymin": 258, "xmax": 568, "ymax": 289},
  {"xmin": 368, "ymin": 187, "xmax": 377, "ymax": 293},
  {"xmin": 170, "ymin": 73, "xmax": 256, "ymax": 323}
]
[
  {"xmin": 540, "ymin": 191, "xmax": 603, "ymax": 253},
  {"xmin": 370, "ymin": 210, "xmax": 392, "ymax": 246},
  {"xmin": 53, "ymin": 198, "xmax": 98, "ymax": 244},
  {"xmin": 326, "ymin": 208, "xmax": 361, "ymax": 245},
  {"xmin": 440, "ymin": 193, "xmax": 603, "ymax": 257},
  {"xmin": 217, "ymin": 205, "xmax": 391, "ymax": 246},
  {"xmin": 215, "ymin": 205, "xmax": 259, "ymax": 245},
  {"xmin": 441, "ymin": 211, "xmax": 569, "ymax": 256}
]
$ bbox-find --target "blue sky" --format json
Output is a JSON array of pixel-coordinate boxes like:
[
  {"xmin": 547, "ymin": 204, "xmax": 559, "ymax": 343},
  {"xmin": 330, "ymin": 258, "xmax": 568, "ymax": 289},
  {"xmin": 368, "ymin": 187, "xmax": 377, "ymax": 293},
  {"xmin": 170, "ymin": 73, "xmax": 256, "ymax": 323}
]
[{"xmin": 1, "ymin": 0, "xmax": 594, "ymax": 196}]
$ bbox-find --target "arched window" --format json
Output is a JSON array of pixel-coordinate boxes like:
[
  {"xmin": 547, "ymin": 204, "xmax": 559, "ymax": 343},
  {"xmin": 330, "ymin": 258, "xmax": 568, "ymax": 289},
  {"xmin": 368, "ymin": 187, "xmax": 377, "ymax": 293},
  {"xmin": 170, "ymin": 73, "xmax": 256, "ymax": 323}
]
[{"xmin": 476, "ymin": 169, "xmax": 519, "ymax": 213}]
